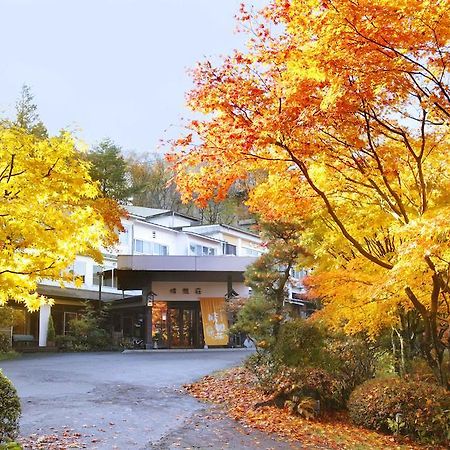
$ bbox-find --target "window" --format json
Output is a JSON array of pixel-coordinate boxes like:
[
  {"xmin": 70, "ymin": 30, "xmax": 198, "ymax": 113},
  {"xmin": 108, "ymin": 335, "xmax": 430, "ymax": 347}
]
[
  {"xmin": 92, "ymin": 265, "xmax": 102, "ymax": 286},
  {"xmin": 119, "ymin": 225, "xmax": 130, "ymax": 246},
  {"xmin": 102, "ymin": 268, "xmax": 116, "ymax": 288},
  {"xmin": 93, "ymin": 265, "xmax": 117, "ymax": 288},
  {"xmin": 68, "ymin": 261, "xmax": 86, "ymax": 283},
  {"xmin": 154, "ymin": 242, "xmax": 168, "ymax": 255},
  {"xmin": 190, "ymin": 244, "xmax": 215, "ymax": 256},
  {"xmin": 224, "ymin": 243, "xmax": 237, "ymax": 255},
  {"xmin": 242, "ymin": 247, "xmax": 262, "ymax": 257},
  {"xmin": 134, "ymin": 239, "xmax": 168, "ymax": 255},
  {"xmin": 291, "ymin": 268, "xmax": 309, "ymax": 279}
]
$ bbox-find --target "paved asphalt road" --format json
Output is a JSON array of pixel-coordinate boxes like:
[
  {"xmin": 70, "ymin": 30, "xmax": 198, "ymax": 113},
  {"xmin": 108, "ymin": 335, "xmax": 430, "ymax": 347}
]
[{"xmin": 1, "ymin": 351, "xmax": 298, "ymax": 450}]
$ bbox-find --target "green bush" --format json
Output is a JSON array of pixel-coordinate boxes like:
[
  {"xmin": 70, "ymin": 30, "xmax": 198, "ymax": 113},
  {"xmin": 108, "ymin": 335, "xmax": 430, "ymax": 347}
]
[
  {"xmin": 0, "ymin": 441, "xmax": 22, "ymax": 449},
  {"xmin": 273, "ymin": 319, "xmax": 329, "ymax": 368},
  {"xmin": 327, "ymin": 335, "xmax": 375, "ymax": 401},
  {"xmin": 274, "ymin": 366, "xmax": 343, "ymax": 411},
  {"xmin": 245, "ymin": 351, "xmax": 281, "ymax": 393},
  {"xmin": 0, "ymin": 308, "xmax": 13, "ymax": 328},
  {"xmin": 231, "ymin": 294, "xmax": 276, "ymax": 347},
  {"xmin": 247, "ymin": 320, "xmax": 376, "ymax": 414},
  {"xmin": 348, "ymin": 378, "xmax": 450, "ymax": 444},
  {"xmin": 57, "ymin": 303, "xmax": 112, "ymax": 351},
  {"xmin": 0, "ymin": 371, "xmax": 21, "ymax": 443},
  {"xmin": 55, "ymin": 334, "xmax": 75, "ymax": 351},
  {"xmin": 0, "ymin": 307, "xmax": 13, "ymax": 354},
  {"xmin": 47, "ymin": 315, "xmax": 56, "ymax": 343},
  {"xmin": 69, "ymin": 317, "xmax": 110, "ymax": 350},
  {"xmin": 0, "ymin": 335, "xmax": 11, "ymax": 354}
]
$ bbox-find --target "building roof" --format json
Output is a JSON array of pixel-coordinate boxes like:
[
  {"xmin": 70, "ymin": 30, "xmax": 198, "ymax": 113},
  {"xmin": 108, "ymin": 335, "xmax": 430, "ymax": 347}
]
[
  {"xmin": 117, "ymin": 255, "xmax": 258, "ymax": 289},
  {"xmin": 182, "ymin": 223, "xmax": 260, "ymax": 239},
  {"xmin": 125, "ymin": 205, "xmax": 201, "ymax": 226},
  {"xmin": 125, "ymin": 205, "xmax": 169, "ymax": 218}
]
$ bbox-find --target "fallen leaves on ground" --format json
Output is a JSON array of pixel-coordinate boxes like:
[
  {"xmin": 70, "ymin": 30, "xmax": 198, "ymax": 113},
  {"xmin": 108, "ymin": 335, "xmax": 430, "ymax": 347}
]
[
  {"xmin": 19, "ymin": 428, "xmax": 88, "ymax": 449},
  {"xmin": 184, "ymin": 367, "xmax": 439, "ymax": 450}
]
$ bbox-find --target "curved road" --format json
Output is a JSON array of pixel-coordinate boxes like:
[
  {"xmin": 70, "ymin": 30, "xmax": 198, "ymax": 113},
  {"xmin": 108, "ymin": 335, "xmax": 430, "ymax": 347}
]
[{"xmin": 1, "ymin": 351, "xmax": 297, "ymax": 449}]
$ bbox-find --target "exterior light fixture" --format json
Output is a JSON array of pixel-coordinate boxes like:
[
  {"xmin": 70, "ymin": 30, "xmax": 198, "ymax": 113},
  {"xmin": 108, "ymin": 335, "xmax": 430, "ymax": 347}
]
[
  {"xmin": 225, "ymin": 289, "xmax": 239, "ymax": 300},
  {"xmin": 146, "ymin": 290, "xmax": 157, "ymax": 306}
]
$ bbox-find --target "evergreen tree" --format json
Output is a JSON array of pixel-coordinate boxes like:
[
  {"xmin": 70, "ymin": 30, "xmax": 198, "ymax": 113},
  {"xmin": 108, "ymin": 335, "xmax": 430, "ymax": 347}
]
[
  {"xmin": 233, "ymin": 222, "xmax": 308, "ymax": 346},
  {"xmin": 14, "ymin": 84, "xmax": 48, "ymax": 139},
  {"xmin": 87, "ymin": 139, "xmax": 130, "ymax": 202}
]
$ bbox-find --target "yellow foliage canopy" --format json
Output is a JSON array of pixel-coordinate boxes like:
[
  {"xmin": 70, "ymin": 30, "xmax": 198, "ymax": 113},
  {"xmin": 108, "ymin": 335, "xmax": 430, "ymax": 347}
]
[{"xmin": 0, "ymin": 126, "xmax": 124, "ymax": 310}]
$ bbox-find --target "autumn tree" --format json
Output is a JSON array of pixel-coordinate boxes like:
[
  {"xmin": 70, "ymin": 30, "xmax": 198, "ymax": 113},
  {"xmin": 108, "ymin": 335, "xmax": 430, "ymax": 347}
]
[
  {"xmin": 127, "ymin": 153, "xmax": 187, "ymax": 211},
  {"xmin": 0, "ymin": 125, "xmax": 123, "ymax": 310},
  {"xmin": 170, "ymin": 0, "xmax": 450, "ymax": 386},
  {"xmin": 129, "ymin": 152, "xmax": 253, "ymax": 225}
]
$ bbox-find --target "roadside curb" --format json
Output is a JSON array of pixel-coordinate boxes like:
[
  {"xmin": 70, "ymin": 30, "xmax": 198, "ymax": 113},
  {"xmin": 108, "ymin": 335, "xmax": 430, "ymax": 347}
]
[{"xmin": 122, "ymin": 348, "xmax": 255, "ymax": 354}]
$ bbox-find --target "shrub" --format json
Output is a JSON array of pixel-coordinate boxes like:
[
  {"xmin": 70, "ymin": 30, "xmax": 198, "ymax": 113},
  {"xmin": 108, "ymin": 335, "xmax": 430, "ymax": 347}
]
[
  {"xmin": 55, "ymin": 334, "xmax": 75, "ymax": 351},
  {"xmin": 273, "ymin": 319, "xmax": 329, "ymax": 368},
  {"xmin": 0, "ymin": 442, "xmax": 21, "ymax": 450},
  {"xmin": 274, "ymin": 366, "xmax": 344, "ymax": 412},
  {"xmin": 0, "ymin": 371, "xmax": 21, "ymax": 443},
  {"xmin": 327, "ymin": 335, "xmax": 375, "ymax": 401},
  {"xmin": 47, "ymin": 315, "xmax": 56, "ymax": 343},
  {"xmin": 247, "ymin": 321, "xmax": 376, "ymax": 414},
  {"xmin": 69, "ymin": 317, "xmax": 110, "ymax": 350},
  {"xmin": 348, "ymin": 378, "xmax": 450, "ymax": 444},
  {"xmin": 0, "ymin": 308, "xmax": 13, "ymax": 329},
  {"xmin": 59, "ymin": 303, "xmax": 112, "ymax": 351},
  {"xmin": 231, "ymin": 294, "xmax": 276, "ymax": 347},
  {"xmin": 0, "ymin": 335, "xmax": 11, "ymax": 354},
  {"xmin": 245, "ymin": 351, "xmax": 280, "ymax": 393}
]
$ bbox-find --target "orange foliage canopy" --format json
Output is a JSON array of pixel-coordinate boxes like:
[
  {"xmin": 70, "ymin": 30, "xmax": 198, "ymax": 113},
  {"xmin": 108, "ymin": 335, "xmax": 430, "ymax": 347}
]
[{"xmin": 169, "ymin": 0, "xmax": 450, "ymax": 381}]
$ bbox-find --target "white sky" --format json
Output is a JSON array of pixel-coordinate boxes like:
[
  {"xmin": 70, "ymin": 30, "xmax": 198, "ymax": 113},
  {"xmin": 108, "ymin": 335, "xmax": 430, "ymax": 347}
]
[{"xmin": 0, "ymin": 0, "xmax": 265, "ymax": 154}]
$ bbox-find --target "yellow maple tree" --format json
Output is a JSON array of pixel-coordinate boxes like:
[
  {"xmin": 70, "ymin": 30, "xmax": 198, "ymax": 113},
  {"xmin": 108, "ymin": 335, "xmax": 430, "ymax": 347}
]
[
  {"xmin": 169, "ymin": 0, "xmax": 450, "ymax": 385},
  {"xmin": 0, "ymin": 125, "xmax": 124, "ymax": 310}
]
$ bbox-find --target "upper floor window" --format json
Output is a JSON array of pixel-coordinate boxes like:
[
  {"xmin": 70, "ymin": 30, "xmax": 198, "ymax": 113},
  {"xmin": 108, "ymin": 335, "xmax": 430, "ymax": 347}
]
[
  {"xmin": 224, "ymin": 243, "xmax": 237, "ymax": 255},
  {"xmin": 190, "ymin": 244, "xmax": 215, "ymax": 256},
  {"xmin": 119, "ymin": 225, "xmax": 131, "ymax": 246},
  {"xmin": 242, "ymin": 247, "xmax": 262, "ymax": 257},
  {"xmin": 133, "ymin": 239, "xmax": 168, "ymax": 256},
  {"xmin": 68, "ymin": 261, "xmax": 86, "ymax": 284},
  {"xmin": 93, "ymin": 265, "xmax": 118, "ymax": 288},
  {"xmin": 291, "ymin": 268, "xmax": 309, "ymax": 279}
]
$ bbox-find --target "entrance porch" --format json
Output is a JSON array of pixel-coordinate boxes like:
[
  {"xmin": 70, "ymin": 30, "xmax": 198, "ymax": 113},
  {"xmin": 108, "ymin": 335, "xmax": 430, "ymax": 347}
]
[{"xmin": 116, "ymin": 255, "xmax": 256, "ymax": 349}]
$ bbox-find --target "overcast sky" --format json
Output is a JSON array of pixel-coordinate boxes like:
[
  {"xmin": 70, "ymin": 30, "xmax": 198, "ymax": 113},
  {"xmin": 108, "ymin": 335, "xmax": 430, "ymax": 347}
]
[{"xmin": 0, "ymin": 0, "xmax": 264, "ymax": 154}]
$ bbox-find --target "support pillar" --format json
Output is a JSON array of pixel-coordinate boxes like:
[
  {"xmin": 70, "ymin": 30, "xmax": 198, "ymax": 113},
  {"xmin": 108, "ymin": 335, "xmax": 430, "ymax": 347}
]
[
  {"xmin": 142, "ymin": 286, "xmax": 153, "ymax": 349},
  {"xmin": 38, "ymin": 304, "xmax": 51, "ymax": 347},
  {"xmin": 227, "ymin": 275, "xmax": 233, "ymax": 297}
]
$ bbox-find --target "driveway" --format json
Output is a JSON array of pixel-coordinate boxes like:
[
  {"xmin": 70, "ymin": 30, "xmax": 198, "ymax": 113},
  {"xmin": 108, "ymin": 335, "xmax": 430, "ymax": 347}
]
[{"xmin": 1, "ymin": 351, "xmax": 296, "ymax": 449}]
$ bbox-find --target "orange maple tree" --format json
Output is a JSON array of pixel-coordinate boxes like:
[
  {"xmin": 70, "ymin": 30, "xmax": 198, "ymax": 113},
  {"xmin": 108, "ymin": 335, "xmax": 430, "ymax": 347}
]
[{"xmin": 169, "ymin": 0, "xmax": 450, "ymax": 386}]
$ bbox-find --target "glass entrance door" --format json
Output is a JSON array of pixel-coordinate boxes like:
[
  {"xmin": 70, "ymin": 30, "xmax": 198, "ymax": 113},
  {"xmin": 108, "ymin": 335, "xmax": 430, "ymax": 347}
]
[
  {"xmin": 152, "ymin": 301, "xmax": 201, "ymax": 348},
  {"xmin": 168, "ymin": 306, "xmax": 199, "ymax": 348}
]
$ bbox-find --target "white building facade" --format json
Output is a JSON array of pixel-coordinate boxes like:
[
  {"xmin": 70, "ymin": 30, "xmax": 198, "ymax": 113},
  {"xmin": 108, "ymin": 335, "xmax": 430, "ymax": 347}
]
[{"xmin": 20, "ymin": 206, "xmax": 265, "ymax": 349}]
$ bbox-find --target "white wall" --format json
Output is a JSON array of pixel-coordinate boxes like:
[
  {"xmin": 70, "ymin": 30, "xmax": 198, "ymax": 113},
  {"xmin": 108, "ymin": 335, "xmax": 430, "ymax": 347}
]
[
  {"xmin": 152, "ymin": 281, "xmax": 250, "ymax": 302},
  {"xmin": 40, "ymin": 212, "xmax": 263, "ymax": 298}
]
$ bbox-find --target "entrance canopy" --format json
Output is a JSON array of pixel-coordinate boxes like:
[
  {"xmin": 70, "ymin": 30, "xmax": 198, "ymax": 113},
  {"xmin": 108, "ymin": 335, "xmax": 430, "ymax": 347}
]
[{"xmin": 117, "ymin": 255, "xmax": 257, "ymax": 290}]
